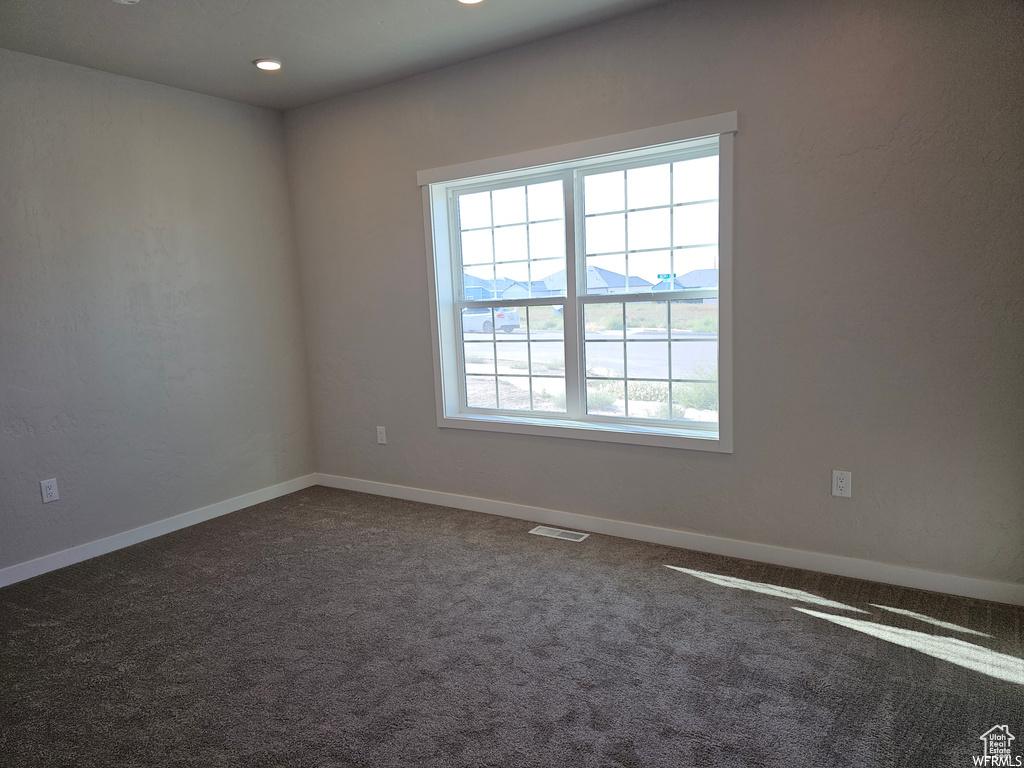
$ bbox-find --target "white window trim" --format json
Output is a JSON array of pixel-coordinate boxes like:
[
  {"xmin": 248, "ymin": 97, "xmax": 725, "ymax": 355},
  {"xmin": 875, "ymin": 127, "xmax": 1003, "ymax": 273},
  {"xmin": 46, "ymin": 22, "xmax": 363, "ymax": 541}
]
[{"xmin": 420, "ymin": 112, "xmax": 736, "ymax": 453}]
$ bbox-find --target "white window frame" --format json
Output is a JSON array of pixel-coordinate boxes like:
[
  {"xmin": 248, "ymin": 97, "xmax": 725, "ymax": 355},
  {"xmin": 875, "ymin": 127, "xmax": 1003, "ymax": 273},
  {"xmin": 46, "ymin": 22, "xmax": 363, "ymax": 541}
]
[{"xmin": 419, "ymin": 112, "xmax": 736, "ymax": 452}]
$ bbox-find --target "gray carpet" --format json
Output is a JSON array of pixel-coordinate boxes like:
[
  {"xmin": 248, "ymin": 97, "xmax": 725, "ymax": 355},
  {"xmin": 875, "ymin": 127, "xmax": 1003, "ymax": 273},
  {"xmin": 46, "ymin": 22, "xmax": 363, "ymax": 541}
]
[{"xmin": 1, "ymin": 486, "xmax": 1022, "ymax": 767}]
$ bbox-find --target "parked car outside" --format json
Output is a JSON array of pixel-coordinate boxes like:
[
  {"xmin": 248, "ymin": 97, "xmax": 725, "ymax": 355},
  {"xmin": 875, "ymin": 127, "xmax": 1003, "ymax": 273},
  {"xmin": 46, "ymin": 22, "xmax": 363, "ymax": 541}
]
[{"xmin": 463, "ymin": 307, "xmax": 521, "ymax": 334}]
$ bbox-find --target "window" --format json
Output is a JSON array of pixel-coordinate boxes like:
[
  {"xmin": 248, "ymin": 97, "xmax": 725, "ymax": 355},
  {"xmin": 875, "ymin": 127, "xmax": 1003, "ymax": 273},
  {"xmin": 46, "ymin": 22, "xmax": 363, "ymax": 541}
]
[{"xmin": 420, "ymin": 113, "xmax": 735, "ymax": 451}]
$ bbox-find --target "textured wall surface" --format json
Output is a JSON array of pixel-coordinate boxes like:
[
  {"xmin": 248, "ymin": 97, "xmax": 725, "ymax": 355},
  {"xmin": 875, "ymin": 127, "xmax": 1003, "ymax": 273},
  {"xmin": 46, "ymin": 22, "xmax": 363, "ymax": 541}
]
[
  {"xmin": 286, "ymin": 0, "xmax": 1024, "ymax": 584},
  {"xmin": 0, "ymin": 50, "xmax": 314, "ymax": 569}
]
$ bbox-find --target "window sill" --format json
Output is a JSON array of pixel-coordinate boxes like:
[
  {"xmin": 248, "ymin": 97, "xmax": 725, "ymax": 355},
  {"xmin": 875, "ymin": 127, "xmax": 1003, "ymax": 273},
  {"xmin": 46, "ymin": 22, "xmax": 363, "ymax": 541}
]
[{"xmin": 438, "ymin": 411, "xmax": 731, "ymax": 453}]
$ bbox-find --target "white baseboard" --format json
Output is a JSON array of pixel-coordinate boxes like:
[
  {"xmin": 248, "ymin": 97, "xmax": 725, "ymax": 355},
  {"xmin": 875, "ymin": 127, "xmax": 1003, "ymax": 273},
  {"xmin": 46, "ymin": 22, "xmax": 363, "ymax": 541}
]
[
  {"xmin": 6, "ymin": 471, "xmax": 1021, "ymax": 607},
  {"xmin": 316, "ymin": 473, "xmax": 1024, "ymax": 607},
  {"xmin": 0, "ymin": 473, "xmax": 318, "ymax": 589}
]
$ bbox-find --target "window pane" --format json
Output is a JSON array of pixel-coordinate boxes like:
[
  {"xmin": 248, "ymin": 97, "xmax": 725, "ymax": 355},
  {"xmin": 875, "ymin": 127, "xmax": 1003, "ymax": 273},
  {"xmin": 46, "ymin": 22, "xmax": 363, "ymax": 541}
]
[
  {"xmin": 627, "ymin": 380, "xmax": 670, "ymax": 420},
  {"xmin": 497, "ymin": 376, "xmax": 532, "ymax": 410},
  {"xmin": 532, "ymin": 377, "xmax": 566, "ymax": 413},
  {"xmin": 527, "ymin": 180, "xmax": 563, "ymax": 222},
  {"xmin": 462, "ymin": 302, "xmax": 568, "ymax": 416},
  {"xmin": 530, "ymin": 342, "xmax": 564, "ymax": 376},
  {"xmin": 625, "ymin": 301, "xmax": 668, "ymax": 338},
  {"xmin": 626, "ymin": 340, "xmax": 669, "ymax": 379},
  {"xmin": 528, "ymin": 259, "xmax": 564, "ymax": 297},
  {"xmin": 584, "ymin": 171, "xmax": 624, "ymax": 215},
  {"xmin": 462, "ymin": 306, "xmax": 494, "ymax": 338},
  {"xmin": 495, "ymin": 341, "xmax": 529, "ymax": 374},
  {"xmin": 627, "ymin": 208, "xmax": 671, "ymax": 251},
  {"xmin": 670, "ymin": 341, "xmax": 718, "ymax": 380},
  {"xmin": 584, "ymin": 302, "xmax": 623, "ymax": 339},
  {"xmin": 459, "ymin": 191, "xmax": 491, "ymax": 230},
  {"xmin": 466, "ymin": 376, "xmax": 497, "ymax": 408},
  {"xmin": 459, "ymin": 182, "xmax": 566, "ymax": 306},
  {"xmin": 670, "ymin": 300, "xmax": 719, "ymax": 336},
  {"xmin": 460, "ymin": 229, "xmax": 493, "ymax": 265},
  {"xmin": 673, "ymin": 246, "xmax": 718, "ymax": 275},
  {"xmin": 671, "ymin": 381, "xmax": 718, "ymax": 421},
  {"xmin": 463, "ymin": 342, "xmax": 495, "ymax": 375},
  {"xmin": 491, "ymin": 186, "xmax": 526, "ymax": 226},
  {"xmin": 585, "ymin": 213, "xmax": 626, "ymax": 254},
  {"xmin": 587, "ymin": 379, "xmax": 624, "ymax": 416},
  {"xmin": 674, "ymin": 202, "xmax": 719, "ymax": 247},
  {"xmin": 492, "ymin": 307, "xmax": 523, "ymax": 335},
  {"xmin": 493, "ymin": 261, "xmax": 529, "ymax": 286},
  {"xmin": 628, "ymin": 250, "xmax": 670, "ymax": 292},
  {"xmin": 463, "ymin": 265, "xmax": 496, "ymax": 298},
  {"xmin": 627, "ymin": 163, "xmax": 670, "ymax": 209},
  {"xmin": 528, "ymin": 220, "xmax": 564, "ymax": 261},
  {"xmin": 527, "ymin": 305, "xmax": 564, "ymax": 339},
  {"xmin": 586, "ymin": 255, "xmax": 627, "ymax": 294},
  {"xmin": 585, "ymin": 341, "xmax": 624, "ymax": 378},
  {"xmin": 673, "ymin": 156, "xmax": 718, "ymax": 203},
  {"xmin": 494, "ymin": 224, "xmax": 528, "ymax": 263}
]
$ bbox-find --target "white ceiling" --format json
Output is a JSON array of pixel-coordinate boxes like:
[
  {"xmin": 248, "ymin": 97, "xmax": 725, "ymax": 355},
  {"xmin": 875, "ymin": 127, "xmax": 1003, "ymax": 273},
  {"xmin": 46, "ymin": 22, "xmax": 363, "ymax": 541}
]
[{"xmin": 0, "ymin": 0, "xmax": 669, "ymax": 111}]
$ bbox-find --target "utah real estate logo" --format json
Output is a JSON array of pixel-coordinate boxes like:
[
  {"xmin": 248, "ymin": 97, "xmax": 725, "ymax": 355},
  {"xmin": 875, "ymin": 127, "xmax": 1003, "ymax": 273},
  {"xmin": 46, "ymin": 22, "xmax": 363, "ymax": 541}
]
[{"xmin": 976, "ymin": 726, "xmax": 1021, "ymax": 767}]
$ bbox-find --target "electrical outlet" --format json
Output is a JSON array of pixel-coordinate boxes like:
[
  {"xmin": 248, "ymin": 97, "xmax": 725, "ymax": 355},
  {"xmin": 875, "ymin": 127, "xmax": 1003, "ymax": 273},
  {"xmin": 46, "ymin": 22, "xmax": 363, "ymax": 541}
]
[
  {"xmin": 832, "ymin": 470, "xmax": 851, "ymax": 498},
  {"xmin": 40, "ymin": 478, "xmax": 59, "ymax": 504},
  {"xmin": 376, "ymin": 426, "xmax": 387, "ymax": 445}
]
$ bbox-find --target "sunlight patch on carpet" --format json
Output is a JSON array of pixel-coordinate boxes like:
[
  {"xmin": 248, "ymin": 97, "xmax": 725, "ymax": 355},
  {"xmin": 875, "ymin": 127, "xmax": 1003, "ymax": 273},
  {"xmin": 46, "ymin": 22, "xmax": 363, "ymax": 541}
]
[
  {"xmin": 870, "ymin": 604, "xmax": 993, "ymax": 638},
  {"xmin": 663, "ymin": 565, "xmax": 870, "ymax": 614},
  {"xmin": 794, "ymin": 607, "xmax": 1024, "ymax": 686}
]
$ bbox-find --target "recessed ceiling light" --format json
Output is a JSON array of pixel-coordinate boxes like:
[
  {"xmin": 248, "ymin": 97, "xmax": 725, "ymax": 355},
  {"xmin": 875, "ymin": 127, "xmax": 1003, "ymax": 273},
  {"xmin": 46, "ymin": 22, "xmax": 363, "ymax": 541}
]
[
  {"xmin": 111, "ymin": 0, "xmax": 141, "ymax": 4},
  {"xmin": 254, "ymin": 59, "xmax": 282, "ymax": 71},
  {"xmin": 459, "ymin": 0, "xmax": 485, "ymax": 4}
]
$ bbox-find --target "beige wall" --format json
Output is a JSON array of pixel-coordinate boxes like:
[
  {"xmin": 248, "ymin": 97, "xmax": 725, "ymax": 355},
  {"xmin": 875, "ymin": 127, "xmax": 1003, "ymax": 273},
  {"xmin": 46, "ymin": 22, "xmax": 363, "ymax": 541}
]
[
  {"xmin": 0, "ymin": 50, "xmax": 314, "ymax": 569},
  {"xmin": 285, "ymin": 0, "xmax": 1024, "ymax": 584}
]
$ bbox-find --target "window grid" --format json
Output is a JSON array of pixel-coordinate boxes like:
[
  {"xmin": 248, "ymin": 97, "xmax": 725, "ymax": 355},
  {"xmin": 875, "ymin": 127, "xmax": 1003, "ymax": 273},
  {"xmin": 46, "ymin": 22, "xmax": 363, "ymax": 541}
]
[
  {"xmin": 581, "ymin": 157, "xmax": 718, "ymax": 294},
  {"xmin": 580, "ymin": 300, "xmax": 717, "ymax": 421},
  {"xmin": 461, "ymin": 215, "xmax": 563, "ymax": 233},
  {"xmin": 460, "ymin": 304, "xmax": 569, "ymax": 415},
  {"xmin": 452, "ymin": 146, "xmax": 719, "ymax": 429},
  {"xmin": 577, "ymin": 153, "xmax": 718, "ymax": 421}
]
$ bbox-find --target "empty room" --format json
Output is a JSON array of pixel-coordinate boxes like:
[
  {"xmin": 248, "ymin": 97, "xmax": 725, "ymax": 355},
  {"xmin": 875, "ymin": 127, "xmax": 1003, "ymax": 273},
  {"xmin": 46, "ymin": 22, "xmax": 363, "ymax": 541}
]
[{"xmin": 1, "ymin": 0, "xmax": 1022, "ymax": 765}]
